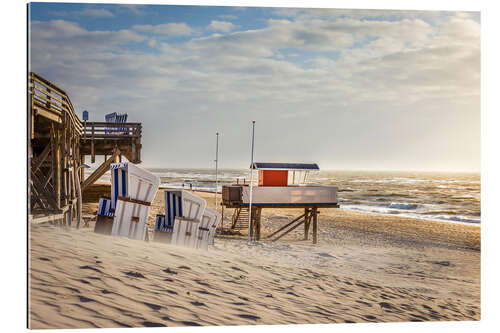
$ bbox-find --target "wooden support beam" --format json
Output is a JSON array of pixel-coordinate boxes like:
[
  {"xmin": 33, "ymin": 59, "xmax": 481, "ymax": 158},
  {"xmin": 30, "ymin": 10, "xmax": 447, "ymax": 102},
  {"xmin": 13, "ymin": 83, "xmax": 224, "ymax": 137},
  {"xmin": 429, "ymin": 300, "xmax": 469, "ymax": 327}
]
[
  {"xmin": 50, "ymin": 123, "xmax": 61, "ymax": 210},
  {"xmin": 81, "ymin": 148, "xmax": 120, "ymax": 191},
  {"xmin": 266, "ymin": 212, "xmax": 306, "ymax": 239},
  {"xmin": 31, "ymin": 143, "xmax": 51, "ymax": 174},
  {"xmin": 273, "ymin": 216, "xmax": 306, "ymax": 242},
  {"xmin": 91, "ymin": 124, "xmax": 95, "ymax": 163},
  {"xmin": 304, "ymin": 208, "xmax": 311, "ymax": 240},
  {"xmin": 31, "ymin": 171, "xmax": 59, "ymax": 210},
  {"xmin": 312, "ymin": 207, "xmax": 318, "ymax": 244},
  {"xmin": 255, "ymin": 207, "xmax": 262, "ymax": 241}
]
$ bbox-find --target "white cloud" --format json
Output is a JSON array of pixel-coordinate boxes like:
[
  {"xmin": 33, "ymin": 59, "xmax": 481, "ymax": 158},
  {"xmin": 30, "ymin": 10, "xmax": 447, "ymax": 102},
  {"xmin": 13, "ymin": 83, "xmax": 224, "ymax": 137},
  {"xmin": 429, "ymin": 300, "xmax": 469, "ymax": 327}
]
[
  {"xmin": 81, "ymin": 8, "xmax": 115, "ymax": 18},
  {"xmin": 28, "ymin": 12, "xmax": 480, "ymax": 170},
  {"xmin": 218, "ymin": 14, "xmax": 238, "ymax": 20},
  {"xmin": 208, "ymin": 20, "xmax": 236, "ymax": 32},
  {"xmin": 50, "ymin": 7, "xmax": 115, "ymax": 18},
  {"xmin": 132, "ymin": 22, "xmax": 193, "ymax": 36}
]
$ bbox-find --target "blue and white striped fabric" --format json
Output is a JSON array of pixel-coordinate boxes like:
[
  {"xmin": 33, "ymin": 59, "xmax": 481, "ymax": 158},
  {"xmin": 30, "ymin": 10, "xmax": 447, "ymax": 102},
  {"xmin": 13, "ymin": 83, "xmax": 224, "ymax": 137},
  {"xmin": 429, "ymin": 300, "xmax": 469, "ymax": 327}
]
[
  {"xmin": 110, "ymin": 163, "xmax": 128, "ymax": 210},
  {"xmin": 97, "ymin": 197, "xmax": 114, "ymax": 216},
  {"xmin": 105, "ymin": 112, "xmax": 128, "ymax": 134},
  {"xmin": 155, "ymin": 214, "xmax": 174, "ymax": 232},
  {"xmin": 162, "ymin": 191, "xmax": 183, "ymax": 231}
]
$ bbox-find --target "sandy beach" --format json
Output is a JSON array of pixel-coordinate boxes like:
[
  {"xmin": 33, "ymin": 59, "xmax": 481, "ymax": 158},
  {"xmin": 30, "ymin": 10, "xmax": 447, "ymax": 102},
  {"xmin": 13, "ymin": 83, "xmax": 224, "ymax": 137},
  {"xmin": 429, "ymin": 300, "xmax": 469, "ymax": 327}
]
[{"xmin": 28, "ymin": 185, "xmax": 480, "ymax": 329}]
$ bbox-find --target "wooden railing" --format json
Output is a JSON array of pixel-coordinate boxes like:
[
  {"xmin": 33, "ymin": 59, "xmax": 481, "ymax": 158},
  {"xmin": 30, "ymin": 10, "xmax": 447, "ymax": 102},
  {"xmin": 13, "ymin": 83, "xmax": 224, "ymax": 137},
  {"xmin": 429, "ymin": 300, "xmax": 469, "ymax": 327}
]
[
  {"xmin": 29, "ymin": 72, "xmax": 83, "ymax": 135},
  {"xmin": 82, "ymin": 122, "xmax": 142, "ymax": 139}
]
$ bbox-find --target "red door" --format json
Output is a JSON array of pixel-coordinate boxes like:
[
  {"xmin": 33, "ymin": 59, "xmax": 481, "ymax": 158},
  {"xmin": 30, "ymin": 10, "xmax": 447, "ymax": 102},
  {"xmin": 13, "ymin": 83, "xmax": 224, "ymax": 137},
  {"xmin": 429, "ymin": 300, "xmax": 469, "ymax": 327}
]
[{"xmin": 260, "ymin": 170, "xmax": 288, "ymax": 186}]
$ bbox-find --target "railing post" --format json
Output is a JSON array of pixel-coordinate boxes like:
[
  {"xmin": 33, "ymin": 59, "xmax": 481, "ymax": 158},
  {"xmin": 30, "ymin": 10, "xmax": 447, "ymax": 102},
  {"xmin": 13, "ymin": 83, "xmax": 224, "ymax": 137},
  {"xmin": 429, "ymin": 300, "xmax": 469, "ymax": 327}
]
[{"xmin": 91, "ymin": 124, "xmax": 95, "ymax": 163}]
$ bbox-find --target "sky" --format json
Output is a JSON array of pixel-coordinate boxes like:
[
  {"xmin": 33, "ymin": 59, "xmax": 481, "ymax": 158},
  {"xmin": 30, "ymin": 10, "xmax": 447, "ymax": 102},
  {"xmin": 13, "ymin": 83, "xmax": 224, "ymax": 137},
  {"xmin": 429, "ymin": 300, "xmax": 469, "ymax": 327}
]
[{"xmin": 28, "ymin": 2, "xmax": 481, "ymax": 172}]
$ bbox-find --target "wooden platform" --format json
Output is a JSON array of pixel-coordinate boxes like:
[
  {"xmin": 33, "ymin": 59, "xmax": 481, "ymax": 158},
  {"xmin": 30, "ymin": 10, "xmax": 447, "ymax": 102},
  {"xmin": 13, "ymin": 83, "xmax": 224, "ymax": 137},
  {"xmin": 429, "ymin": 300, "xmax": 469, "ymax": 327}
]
[{"xmin": 29, "ymin": 72, "xmax": 143, "ymax": 228}]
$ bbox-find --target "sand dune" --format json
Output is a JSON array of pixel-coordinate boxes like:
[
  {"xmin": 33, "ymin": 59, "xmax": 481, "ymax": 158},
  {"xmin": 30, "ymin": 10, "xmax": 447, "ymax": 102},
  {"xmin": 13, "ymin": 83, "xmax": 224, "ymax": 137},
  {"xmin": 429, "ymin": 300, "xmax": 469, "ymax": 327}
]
[{"xmin": 29, "ymin": 187, "xmax": 480, "ymax": 328}]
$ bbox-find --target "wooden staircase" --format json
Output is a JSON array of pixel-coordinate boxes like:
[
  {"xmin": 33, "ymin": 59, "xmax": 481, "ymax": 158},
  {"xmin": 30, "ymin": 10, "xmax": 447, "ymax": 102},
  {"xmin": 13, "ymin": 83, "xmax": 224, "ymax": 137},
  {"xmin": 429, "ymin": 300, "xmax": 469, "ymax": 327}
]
[{"xmin": 231, "ymin": 207, "xmax": 249, "ymax": 230}]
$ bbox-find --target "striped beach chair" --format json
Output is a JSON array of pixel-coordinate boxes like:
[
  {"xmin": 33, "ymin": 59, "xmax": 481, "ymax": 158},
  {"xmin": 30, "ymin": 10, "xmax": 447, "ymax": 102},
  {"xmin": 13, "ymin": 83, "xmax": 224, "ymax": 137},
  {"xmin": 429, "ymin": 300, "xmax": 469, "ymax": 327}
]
[
  {"xmin": 207, "ymin": 208, "xmax": 222, "ymax": 246},
  {"xmin": 110, "ymin": 163, "xmax": 160, "ymax": 241},
  {"xmin": 195, "ymin": 207, "xmax": 221, "ymax": 250},
  {"xmin": 105, "ymin": 112, "xmax": 128, "ymax": 134},
  {"xmin": 97, "ymin": 197, "xmax": 114, "ymax": 216},
  {"xmin": 155, "ymin": 214, "xmax": 174, "ymax": 232},
  {"xmin": 95, "ymin": 197, "xmax": 115, "ymax": 234},
  {"xmin": 165, "ymin": 190, "xmax": 207, "ymax": 248}
]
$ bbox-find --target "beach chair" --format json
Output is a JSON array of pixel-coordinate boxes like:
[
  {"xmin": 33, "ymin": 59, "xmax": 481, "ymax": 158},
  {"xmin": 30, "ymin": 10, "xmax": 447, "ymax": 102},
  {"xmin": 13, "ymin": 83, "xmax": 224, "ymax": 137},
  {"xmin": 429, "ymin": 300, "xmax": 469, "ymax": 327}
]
[
  {"xmin": 105, "ymin": 112, "xmax": 128, "ymax": 135},
  {"xmin": 165, "ymin": 190, "xmax": 207, "ymax": 248},
  {"xmin": 207, "ymin": 208, "xmax": 222, "ymax": 246},
  {"xmin": 153, "ymin": 214, "xmax": 174, "ymax": 243},
  {"xmin": 195, "ymin": 207, "xmax": 221, "ymax": 250},
  {"xmin": 94, "ymin": 197, "xmax": 115, "ymax": 235},
  {"xmin": 109, "ymin": 163, "xmax": 160, "ymax": 240}
]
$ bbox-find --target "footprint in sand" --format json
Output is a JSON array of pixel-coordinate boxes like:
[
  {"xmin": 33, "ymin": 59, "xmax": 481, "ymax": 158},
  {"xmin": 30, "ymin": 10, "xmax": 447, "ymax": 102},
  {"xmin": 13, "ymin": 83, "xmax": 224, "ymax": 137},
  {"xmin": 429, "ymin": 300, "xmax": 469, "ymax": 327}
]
[
  {"xmin": 65, "ymin": 287, "xmax": 80, "ymax": 293},
  {"xmin": 180, "ymin": 321, "xmax": 201, "ymax": 326},
  {"xmin": 143, "ymin": 302, "xmax": 162, "ymax": 311},
  {"xmin": 124, "ymin": 271, "xmax": 146, "ymax": 278},
  {"xmin": 78, "ymin": 296, "xmax": 94, "ymax": 303},
  {"xmin": 39, "ymin": 257, "xmax": 51, "ymax": 261},
  {"xmin": 163, "ymin": 268, "xmax": 178, "ymax": 275},
  {"xmin": 317, "ymin": 252, "xmax": 336, "ymax": 259},
  {"xmin": 231, "ymin": 266, "xmax": 248, "ymax": 273},
  {"xmin": 142, "ymin": 321, "xmax": 166, "ymax": 327},
  {"xmin": 379, "ymin": 302, "xmax": 394, "ymax": 309},
  {"xmin": 237, "ymin": 314, "xmax": 260, "ymax": 321},
  {"xmin": 431, "ymin": 261, "xmax": 454, "ymax": 267},
  {"xmin": 79, "ymin": 265, "xmax": 102, "ymax": 273},
  {"xmin": 191, "ymin": 301, "xmax": 206, "ymax": 307}
]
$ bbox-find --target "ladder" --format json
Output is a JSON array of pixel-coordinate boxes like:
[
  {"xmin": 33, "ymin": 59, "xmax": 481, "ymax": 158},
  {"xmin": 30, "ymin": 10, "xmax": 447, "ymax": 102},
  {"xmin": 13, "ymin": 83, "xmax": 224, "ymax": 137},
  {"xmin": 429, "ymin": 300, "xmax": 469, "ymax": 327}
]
[{"xmin": 231, "ymin": 207, "xmax": 249, "ymax": 230}]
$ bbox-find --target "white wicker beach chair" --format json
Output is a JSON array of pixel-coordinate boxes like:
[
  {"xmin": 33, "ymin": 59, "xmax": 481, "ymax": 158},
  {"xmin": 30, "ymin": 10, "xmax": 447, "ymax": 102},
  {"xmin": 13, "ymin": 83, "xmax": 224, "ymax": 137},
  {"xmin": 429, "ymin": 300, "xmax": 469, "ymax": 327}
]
[
  {"xmin": 110, "ymin": 163, "xmax": 160, "ymax": 240},
  {"xmin": 195, "ymin": 207, "xmax": 221, "ymax": 250},
  {"xmin": 167, "ymin": 190, "xmax": 207, "ymax": 248},
  {"xmin": 207, "ymin": 208, "xmax": 222, "ymax": 246}
]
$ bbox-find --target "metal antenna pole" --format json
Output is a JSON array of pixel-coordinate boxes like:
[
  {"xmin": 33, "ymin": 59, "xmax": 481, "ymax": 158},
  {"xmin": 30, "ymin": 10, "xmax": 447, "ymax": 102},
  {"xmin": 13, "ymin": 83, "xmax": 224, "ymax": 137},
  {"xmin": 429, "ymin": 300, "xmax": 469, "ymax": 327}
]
[
  {"xmin": 215, "ymin": 132, "xmax": 219, "ymax": 211},
  {"xmin": 248, "ymin": 121, "xmax": 256, "ymax": 242}
]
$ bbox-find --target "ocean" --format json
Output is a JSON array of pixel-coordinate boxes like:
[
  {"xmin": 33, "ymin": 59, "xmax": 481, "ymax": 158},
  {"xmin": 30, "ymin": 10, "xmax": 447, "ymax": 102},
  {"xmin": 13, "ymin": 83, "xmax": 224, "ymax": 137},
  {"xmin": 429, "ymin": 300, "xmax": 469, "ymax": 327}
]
[{"xmin": 97, "ymin": 168, "xmax": 480, "ymax": 225}]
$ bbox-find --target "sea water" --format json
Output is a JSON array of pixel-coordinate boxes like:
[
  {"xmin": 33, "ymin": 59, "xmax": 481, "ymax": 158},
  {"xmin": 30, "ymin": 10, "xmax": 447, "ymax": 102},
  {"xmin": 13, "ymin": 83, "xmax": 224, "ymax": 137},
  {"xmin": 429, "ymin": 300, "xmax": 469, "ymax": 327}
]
[{"xmin": 97, "ymin": 169, "xmax": 480, "ymax": 225}]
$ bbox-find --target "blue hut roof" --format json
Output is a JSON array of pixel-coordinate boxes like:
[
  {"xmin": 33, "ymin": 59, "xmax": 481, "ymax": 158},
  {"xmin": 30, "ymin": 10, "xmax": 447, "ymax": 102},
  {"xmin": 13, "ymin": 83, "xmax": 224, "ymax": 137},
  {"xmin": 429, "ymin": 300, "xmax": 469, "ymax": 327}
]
[{"xmin": 250, "ymin": 162, "xmax": 320, "ymax": 170}]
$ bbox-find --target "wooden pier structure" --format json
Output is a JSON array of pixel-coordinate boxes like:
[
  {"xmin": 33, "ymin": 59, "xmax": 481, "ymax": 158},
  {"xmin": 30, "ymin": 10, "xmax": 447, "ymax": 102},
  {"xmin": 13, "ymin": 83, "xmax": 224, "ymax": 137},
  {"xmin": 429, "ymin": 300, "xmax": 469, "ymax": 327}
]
[{"xmin": 28, "ymin": 72, "xmax": 143, "ymax": 226}]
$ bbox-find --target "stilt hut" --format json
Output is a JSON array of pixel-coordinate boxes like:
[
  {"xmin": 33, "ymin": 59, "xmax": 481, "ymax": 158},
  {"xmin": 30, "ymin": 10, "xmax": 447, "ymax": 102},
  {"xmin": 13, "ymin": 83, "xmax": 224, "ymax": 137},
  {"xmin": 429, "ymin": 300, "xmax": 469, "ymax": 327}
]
[{"xmin": 222, "ymin": 163, "xmax": 339, "ymax": 243}]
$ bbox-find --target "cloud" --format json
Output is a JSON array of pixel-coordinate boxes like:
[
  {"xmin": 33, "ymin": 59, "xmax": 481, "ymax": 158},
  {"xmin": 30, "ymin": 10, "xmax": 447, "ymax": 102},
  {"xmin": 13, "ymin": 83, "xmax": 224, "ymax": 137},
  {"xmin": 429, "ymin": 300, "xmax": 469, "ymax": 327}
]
[
  {"xmin": 81, "ymin": 8, "xmax": 114, "ymax": 18},
  {"xmin": 28, "ymin": 11, "xmax": 480, "ymax": 170},
  {"xmin": 208, "ymin": 20, "xmax": 236, "ymax": 33},
  {"xmin": 118, "ymin": 4, "xmax": 146, "ymax": 16},
  {"xmin": 50, "ymin": 7, "xmax": 115, "ymax": 18},
  {"xmin": 132, "ymin": 22, "xmax": 193, "ymax": 36},
  {"xmin": 218, "ymin": 14, "xmax": 238, "ymax": 20}
]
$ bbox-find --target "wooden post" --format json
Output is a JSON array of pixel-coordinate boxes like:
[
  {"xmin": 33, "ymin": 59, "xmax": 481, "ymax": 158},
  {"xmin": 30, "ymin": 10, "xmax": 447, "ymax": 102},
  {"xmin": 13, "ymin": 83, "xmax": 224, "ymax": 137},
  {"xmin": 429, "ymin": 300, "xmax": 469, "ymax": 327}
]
[
  {"xmin": 80, "ymin": 154, "xmax": 85, "ymax": 183},
  {"xmin": 91, "ymin": 124, "xmax": 95, "ymax": 163},
  {"xmin": 312, "ymin": 207, "xmax": 318, "ymax": 244},
  {"xmin": 131, "ymin": 139, "xmax": 136, "ymax": 162},
  {"xmin": 221, "ymin": 204, "xmax": 224, "ymax": 230},
  {"xmin": 51, "ymin": 124, "xmax": 61, "ymax": 210},
  {"xmin": 256, "ymin": 207, "xmax": 262, "ymax": 241},
  {"xmin": 304, "ymin": 208, "xmax": 311, "ymax": 240}
]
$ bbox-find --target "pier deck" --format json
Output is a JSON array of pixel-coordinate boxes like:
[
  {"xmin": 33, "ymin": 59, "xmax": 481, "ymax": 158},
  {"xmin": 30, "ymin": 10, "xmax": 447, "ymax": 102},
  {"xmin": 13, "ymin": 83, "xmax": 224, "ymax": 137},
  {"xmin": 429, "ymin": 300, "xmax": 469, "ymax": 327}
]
[{"xmin": 29, "ymin": 72, "xmax": 143, "ymax": 226}]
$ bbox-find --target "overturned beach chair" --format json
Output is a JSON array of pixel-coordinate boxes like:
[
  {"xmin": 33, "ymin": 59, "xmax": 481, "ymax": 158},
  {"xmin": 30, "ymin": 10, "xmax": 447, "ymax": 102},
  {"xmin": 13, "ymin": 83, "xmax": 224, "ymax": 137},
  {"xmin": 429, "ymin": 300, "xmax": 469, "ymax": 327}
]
[
  {"xmin": 195, "ymin": 207, "xmax": 222, "ymax": 250},
  {"xmin": 159, "ymin": 190, "xmax": 206, "ymax": 248},
  {"xmin": 110, "ymin": 162, "xmax": 159, "ymax": 240}
]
